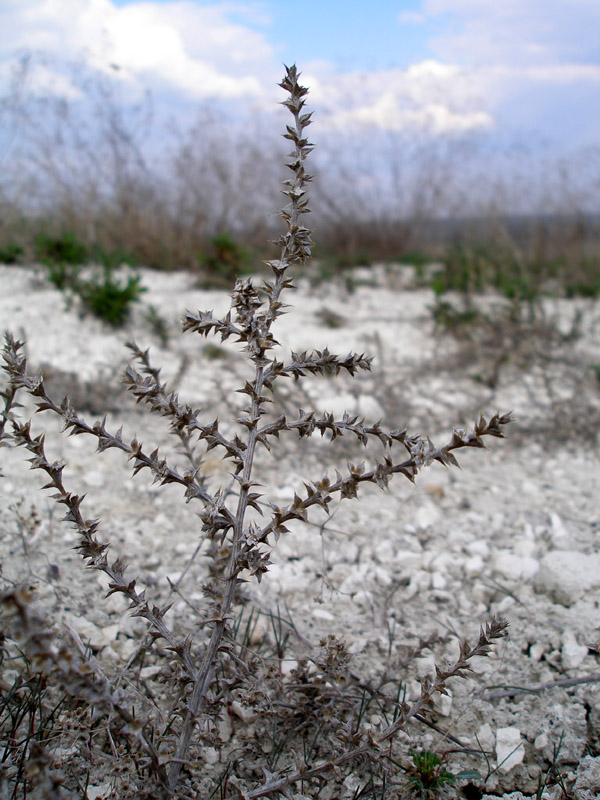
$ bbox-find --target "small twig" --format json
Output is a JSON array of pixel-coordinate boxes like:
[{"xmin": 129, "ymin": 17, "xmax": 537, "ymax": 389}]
[{"xmin": 480, "ymin": 672, "xmax": 600, "ymax": 700}]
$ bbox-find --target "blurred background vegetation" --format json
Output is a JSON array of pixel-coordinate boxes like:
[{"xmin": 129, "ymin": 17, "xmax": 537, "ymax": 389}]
[{"xmin": 1, "ymin": 57, "xmax": 598, "ymax": 302}]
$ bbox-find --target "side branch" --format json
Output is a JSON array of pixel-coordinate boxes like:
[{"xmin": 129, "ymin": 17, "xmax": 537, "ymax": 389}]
[
  {"xmin": 124, "ymin": 340, "xmax": 206, "ymax": 473},
  {"xmin": 1, "ymin": 584, "xmax": 169, "ymax": 792},
  {"xmin": 263, "ymin": 348, "xmax": 374, "ymax": 383},
  {"xmin": 258, "ymin": 409, "xmax": 409, "ymax": 447},
  {"xmin": 1, "ymin": 334, "xmax": 218, "ymax": 508},
  {"xmin": 230, "ymin": 619, "xmax": 509, "ymax": 799},
  {"xmin": 124, "ymin": 342, "xmax": 245, "ymax": 469},
  {"xmin": 182, "ymin": 309, "xmax": 242, "ymax": 340},
  {"xmin": 246, "ymin": 412, "xmax": 513, "ymax": 555},
  {"xmin": 9, "ymin": 420, "xmax": 198, "ymax": 682}
]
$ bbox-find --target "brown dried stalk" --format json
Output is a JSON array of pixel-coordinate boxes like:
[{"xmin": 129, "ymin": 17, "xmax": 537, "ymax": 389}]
[
  {"xmin": 1, "ymin": 66, "xmax": 512, "ymax": 798},
  {"xmin": 1, "ymin": 584, "xmax": 166, "ymax": 788},
  {"xmin": 232, "ymin": 619, "xmax": 509, "ymax": 799}
]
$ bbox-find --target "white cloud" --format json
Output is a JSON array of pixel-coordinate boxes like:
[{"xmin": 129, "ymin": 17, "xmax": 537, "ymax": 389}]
[
  {"xmin": 517, "ymin": 64, "xmax": 600, "ymax": 84},
  {"xmin": 423, "ymin": 0, "xmax": 600, "ymax": 70},
  {"xmin": 305, "ymin": 61, "xmax": 494, "ymax": 135},
  {"xmin": 0, "ymin": 0, "xmax": 278, "ymax": 101},
  {"xmin": 326, "ymin": 96, "xmax": 493, "ymax": 134},
  {"xmin": 408, "ymin": 0, "xmax": 600, "ymax": 144},
  {"xmin": 27, "ymin": 61, "xmax": 83, "ymax": 99},
  {"xmin": 2, "ymin": 0, "xmax": 597, "ymax": 145}
]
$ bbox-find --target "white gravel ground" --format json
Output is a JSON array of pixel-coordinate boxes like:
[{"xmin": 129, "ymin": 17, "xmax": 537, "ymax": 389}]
[{"xmin": 1, "ymin": 262, "xmax": 599, "ymax": 798}]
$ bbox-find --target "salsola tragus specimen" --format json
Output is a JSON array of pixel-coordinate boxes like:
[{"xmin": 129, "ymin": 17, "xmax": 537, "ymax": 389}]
[{"xmin": 1, "ymin": 66, "xmax": 512, "ymax": 798}]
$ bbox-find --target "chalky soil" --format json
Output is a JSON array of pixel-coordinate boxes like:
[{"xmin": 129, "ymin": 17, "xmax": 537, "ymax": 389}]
[{"xmin": 1, "ymin": 263, "xmax": 599, "ymax": 798}]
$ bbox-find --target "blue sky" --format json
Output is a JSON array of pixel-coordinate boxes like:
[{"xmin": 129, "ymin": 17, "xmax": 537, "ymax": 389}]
[
  {"xmin": 106, "ymin": 1, "xmax": 442, "ymax": 71},
  {"xmin": 1, "ymin": 0, "xmax": 600, "ymax": 151}
]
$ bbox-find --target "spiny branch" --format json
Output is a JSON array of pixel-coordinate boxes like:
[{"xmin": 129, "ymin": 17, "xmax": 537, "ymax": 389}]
[
  {"xmin": 9, "ymin": 418, "xmax": 198, "ymax": 682},
  {"xmin": 227, "ymin": 619, "xmax": 509, "ymax": 799}
]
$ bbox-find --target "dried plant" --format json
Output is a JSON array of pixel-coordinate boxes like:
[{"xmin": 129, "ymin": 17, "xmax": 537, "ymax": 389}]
[{"xmin": 1, "ymin": 66, "xmax": 512, "ymax": 799}]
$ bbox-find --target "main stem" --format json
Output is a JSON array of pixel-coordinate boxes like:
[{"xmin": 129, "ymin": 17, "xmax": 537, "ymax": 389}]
[
  {"xmin": 167, "ymin": 370, "xmax": 265, "ymax": 790},
  {"xmin": 167, "ymin": 65, "xmax": 310, "ymax": 793}
]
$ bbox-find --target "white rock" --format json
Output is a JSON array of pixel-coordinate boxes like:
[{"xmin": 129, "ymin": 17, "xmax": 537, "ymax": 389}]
[
  {"xmin": 247, "ymin": 613, "xmax": 270, "ymax": 646},
  {"xmin": 481, "ymin": 794, "xmax": 530, "ymax": 800},
  {"xmin": 550, "ymin": 512, "xmax": 570, "ymax": 544},
  {"xmin": 281, "ymin": 659, "xmax": 298, "ymax": 676},
  {"xmin": 406, "ymin": 680, "xmax": 421, "ymax": 700},
  {"xmin": 99, "ymin": 646, "xmax": 119, "ymax": 663},
  {"xmin": 328, "ymin": 563, "xmax": 350, "ymax": 584},
  {"xmin": 96, "ymin": 572, "xmax": 111, "ymax": 592},
  {"xmin": 529, "ymin": 642, "xmax": 546, "ymax": 662},
  {"xmin": 347, "ymin": 637, "xmax": 367, "ymax": 655},
  {"xmin": 433, "ymin": 690, "xmax": 452, "ymax": 716},
  {"xmin": 0, "ymin": 670, "xmax": 19, "ymax": 692},
  {"xmin": 414, "ymin": 502, "xmax": 441, "ymax": 530},
  {"xmin": 314, "ymin": 392, "xmax": 357, "ymax": 419},
  {"xmin": 514, "ymin": 536, "xmax": 537, "ymax": 559},
  {"xmin": 339, "ymin": 563, "xmax": 369, "ymax": 594},
  {"xmin": 464, "ymin": 555, "xmax": 484, "ymax": 576},
  {"xmin": 51, "ymin": 745, "xmax": 80, "ymax": 758},
  {"xmin": 64, "ymin": 614, "xmax": 104, "ymax": 649},
  {"xmin": 534, "ymin": 732, "xmax": 549, "ymax": 749},
  {"xmin": 115, "ymin": 637, "xmax": 138, "ymax": 661},
  {"xmin": 521, "ymin": 480, "xmax": 539, "ymax": 496},
  {"xmin": 342, "ymin": 774, "xmax": 362, "ymax": 794},
  {"xmin": 273, "ymin": 484, "xmax": 295, "ymax": 501},
  {"xmin": 431, "ymin": 571, "xmax": 447, "ymax": 590},
  {"xmin": 230, "ymin": 700, "xmax": 256, "ymax": 724},
  {"xmin": 140, "ymin": 665, "xmax": 162, "ymax": 680},
  {"xmin": 86, "ymin": 785, "xmax": 112, "ymax": 800},
  {"xmin": 431, "ymin": 552, "xmax": 456, "ymax": 572},
  {"xmin": 268, "ymin": 562, "xmax": 310, "ymax": 594},
  {"xmin": 493, "ymin": 551, "xmax": 539, "ymax": 580},
  {"xmin": 202, "ymin": 747, "xmax": 219, "ymax": 765},
  {"xmin": 154, "ymin": 512, "xmax": 173, "ymax": 531},
  {"xmin": 394, "ymin": 549, "xmax": 423, "ymax": 570},
  {"xmin": 405, "ymin": 570, "xmax": 430, "ymax": 598},
  {"xmin": 522, "ymin": 522, "xmax": 535, "ymax": 540},
  {"xmin": 477, "ymin": 722, "xmax": 495, "ymax": 751},
  {"xmin": 374, "ymin": 539, "xmax": 395, "ymax": 564},
  {"xmin": 312, "ymin": 607, "xmax": 335, "ymax": 621},
  {"xmin": 414, "ymin": 656, "xmax": 436, "ymax": 679},
  {"xmin": 353, "ymin": 589, "xmax": 373, "ymax": 605},
  {"xmin": 62, "ymin": 528, "xmax": 78, "ymax": 544},
  {"xmin": 535, "ymin": 550, "xmax": 600, "ymax": 606},
  {"xmin": 496, "ymin": 596, "xmax": 515, "ymax": 613},
  {"xmin": 561, "ymin": 633, "xmax": 588, "ymax": 669},
  {"xmin": 447, "ymin": 528, "xmax": 469, "ymax": 547},
  {"xmin": 141, "ymin": 554, "xmax": 162, "ymax": 570},
  {"xmin": 100, "ymin": 623, "xmax": 120, "ymax": 646},
  {"xmin": 466, "ymin": 539, "xmax": 490, "ymax": 558},
  {"xmin": 373, "ymin": 565, "xmax": 392, "ymax": 586},
  {"xmin": 118, "ymin": 612, "xmax": 145, "ymax": 639},
  {"xmin": 573, "ymin": 755, "xmax": 600, "ymax": 800},
  {"xmin": 495, "ymin": 726, "xmax": 524, "ymax": 773},
  {"xmin": 431, "ymin": 589, "xmax": 453, "ymax": 602}
]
